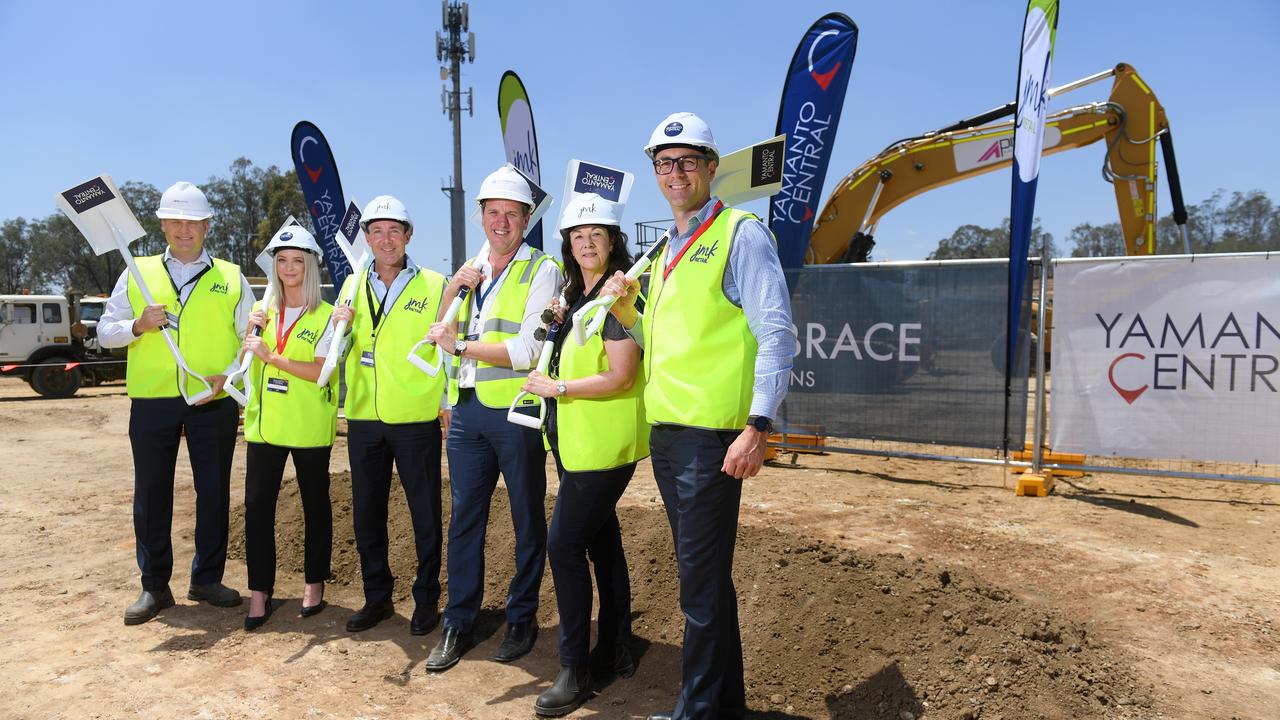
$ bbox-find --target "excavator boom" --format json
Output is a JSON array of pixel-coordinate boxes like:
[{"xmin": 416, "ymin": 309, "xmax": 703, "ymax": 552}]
[{"xmin": 809, "ymin": 63, "xmax": 1186, "ymax": 263}]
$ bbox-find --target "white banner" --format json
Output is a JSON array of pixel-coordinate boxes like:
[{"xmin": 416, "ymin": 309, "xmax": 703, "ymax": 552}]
[{"xmin": 1050, "ymin": 255, "xmax": 1280, "ymax": 464}]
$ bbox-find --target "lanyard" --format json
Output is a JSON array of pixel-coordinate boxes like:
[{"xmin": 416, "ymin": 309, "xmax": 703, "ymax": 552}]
[
  {"xmin": 364, "ymin": 277, "xmax": 387, "ymax": 329},
  {"xmin": 474, "ymin": 261, "xmax": 513, "ymax": 313},
  {"xmin": 663, "ymin": 201, "xmax": 725, "ymax": 280},
  {"xmin": 166, "ymin": 263, "xmax": 212, "ymax": 305},
  {"xmin": 274, "ymin": 308, "xmax": 304, "ymax": 355}
]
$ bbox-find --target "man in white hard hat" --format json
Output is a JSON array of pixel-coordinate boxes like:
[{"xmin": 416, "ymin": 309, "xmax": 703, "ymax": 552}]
[
  {"xmin": 99, "ymin": 181, "xmax": 255, "ymax": 624},
  {"xmin": 601, "ymin": 113, "xmax": 796, "ymax": 720},
  {"xmin": 424, "ymin": 164, "xmax": 563, "ymax": 671},
  {"xmin": 326, "ymin": 195, "xmax": 450, "ymax": 636}
]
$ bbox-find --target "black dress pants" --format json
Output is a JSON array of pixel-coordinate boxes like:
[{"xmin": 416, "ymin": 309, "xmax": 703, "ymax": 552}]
[
  {"xmin": 244, "ymin": 442, "xmax": 333, "ymax": 593},
  {"xmin": 547, "ymin": 439, "xmax": 635, "ymax": 668},
  {"xmin": 347, "ymin": 419, "xmax": 443, "ymax": 608},
  {"xmin": 129, "ymin": 396, "xmax": 238, "ymax": 592}
]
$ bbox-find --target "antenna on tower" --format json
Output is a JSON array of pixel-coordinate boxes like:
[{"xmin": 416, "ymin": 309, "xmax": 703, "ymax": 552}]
[{"xmin": 439, "ymin": 1, "xmax": 474, "ymax": 272}]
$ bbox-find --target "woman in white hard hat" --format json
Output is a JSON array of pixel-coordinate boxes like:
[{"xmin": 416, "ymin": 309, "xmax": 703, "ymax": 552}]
[
  {"xmin": 240, "ymin": 226, "xmax": 339, "ymax": 630},
  {"xmin": 521, "ymin": 192, "xmax": 647, "ymax": 717}
]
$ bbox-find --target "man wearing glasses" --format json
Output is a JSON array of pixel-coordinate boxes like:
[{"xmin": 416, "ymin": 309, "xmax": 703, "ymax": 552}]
[{"xmin": 602, "ymin": 112, "xmax": 795, "ymax": 720}]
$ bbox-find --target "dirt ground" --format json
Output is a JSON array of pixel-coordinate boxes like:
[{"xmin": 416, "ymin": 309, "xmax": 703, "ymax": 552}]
[{"xmin": 0, "ymin": 378, "xmax": 1276, "ymax": 719}]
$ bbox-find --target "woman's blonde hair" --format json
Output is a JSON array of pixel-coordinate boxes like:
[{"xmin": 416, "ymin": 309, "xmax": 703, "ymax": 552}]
[{"xmin": 269, "ymin": 249, "xmax": 322, "ymax": 314}]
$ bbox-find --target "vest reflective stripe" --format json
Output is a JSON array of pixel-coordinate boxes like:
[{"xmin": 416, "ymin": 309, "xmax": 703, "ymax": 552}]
[
  {"xmin": 342, "ymin": 268, "xmax": 447, "ymax": 423},
  {"xmin": 126, "ymin": 255, "xmax": 242, "ymax": 399},
  {"xmin": 447, "ymin": 249, "xmax": 559, "ymax": 408},
  {"xmin": 243, "ymin": 301, "xmax": 338, "ymax": 447},
  {"xmin": 642, "ymin": 208, "xmax": 759, "ymax": 430},
  {"xmin": 554, "ymin": 329, "xmax": 649, "ymax": 472}
]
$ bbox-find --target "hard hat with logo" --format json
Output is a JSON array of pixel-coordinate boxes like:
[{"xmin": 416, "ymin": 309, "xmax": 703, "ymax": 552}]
[
  {"xmin": 361, "ymin": 195, "xmax": 413, "ymax": 233},
  {"xmin": 476, "ymin": 164, "xmax": 534, "ymax": 209},
  {"xmin": 155, "ymin": 181, "xmax": 213, "ymax": 221},
  {"xmin": 558, "ymin": 193, "xmax": 623, "ymax": 233},
  {"xmin": 264, "ymin": 225, "xmax": 323, "ymax": 258},
  {"xmin": 643, "ymin": 112, "xmax": 719, "ymax": 159}
]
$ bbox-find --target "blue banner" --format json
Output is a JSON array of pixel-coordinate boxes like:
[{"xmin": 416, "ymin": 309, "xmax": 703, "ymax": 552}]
[
  {"xmin": 290, "ymin": 121, "xmax": 350, "ymax": 288},
  {"xmin": 1007, "ymin": 1, "xmax": 1058, "ymax": 370},
  {"xmin": 770, "ymin": 13, "xmax": 859, "ymax": 269}
]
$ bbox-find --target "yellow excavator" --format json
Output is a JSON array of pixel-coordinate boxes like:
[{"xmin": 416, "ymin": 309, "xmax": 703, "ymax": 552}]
[{"xmin": 809, "ymin": 63, "xmax": 1190, "ymax": 264}]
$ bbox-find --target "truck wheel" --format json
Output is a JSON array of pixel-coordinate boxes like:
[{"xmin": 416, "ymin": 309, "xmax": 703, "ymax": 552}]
[{"xmin": 30, "ymin": 357, "xmax": 82, "ymax": 398}]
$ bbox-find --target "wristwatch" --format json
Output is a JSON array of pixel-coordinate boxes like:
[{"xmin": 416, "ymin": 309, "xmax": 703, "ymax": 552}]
[
  {"xmin": 454, "ymin": 339, "xmax": 468, "ymax": 357},
  {"xmin": 746, "ymin": 415, "xmax": 773, "ymax": 434},
  {"xmin": 556, "ymin": 381, "xmax": 567, "ymax": 396}
]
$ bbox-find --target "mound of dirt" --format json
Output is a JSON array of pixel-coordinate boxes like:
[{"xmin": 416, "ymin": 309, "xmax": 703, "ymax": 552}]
[{"xmin": 230, "ymin": 472, "xmax": 1154, "ymax": 719}]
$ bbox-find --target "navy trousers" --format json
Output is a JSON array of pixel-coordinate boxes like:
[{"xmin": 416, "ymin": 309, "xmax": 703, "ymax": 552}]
[
  {"xmin": 347, "ymin": 419, "xmax": 443, "ymax": 609},
  {"xmin": 547, "ymin": 435, "xmax": 635, "ymax": 668},
  {"xmin": 443, "ymin": 389, "xmax": 547, "ymax": 633},
  {"xmin": 650, "ymin": 424, "xmax": 746, "ymax": 720},
  {"xmin": 129, "ymin": 396, "xmax": 239, "ymax": 592}
]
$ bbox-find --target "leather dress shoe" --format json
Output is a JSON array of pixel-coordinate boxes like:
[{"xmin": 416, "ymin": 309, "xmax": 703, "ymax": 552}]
[
  {"xmin": 124, "ymin": 587, "xmax": 175, "ymax": 625},
  {"xmin": 534, "ymin": 665, "xmax": 594, "ymax": 717},
  {"xmin": 494, "ymin": 620, "xmax": 538, "ymax": 662},
  {"xmin": 345, "ymin": 600, "xmax": 394, "ymax": 632},
  {"xmin": 590, "ymin": 643, "xmax": 636, "ymax": 679},
  {"xmin": 410, "ymin": 605, "xmax": 440, "ymax": 636},
  {"xmin": 299, "ymin": 600, "xmax": 327, "ymax": 618},
  {"xmin": 425, "ymin": 626, "xmax": 472, "ymax": 672},
  {"xmin": 646, "ymin": 713, "xmax": 674, "ymax": 720},
  {"xmin": 187, "ymin": 582, "xmax": 243, "ymax": 607},
  {"xmin": 243, "ymin": 594, "xmax": 274, "ymax": 631}
]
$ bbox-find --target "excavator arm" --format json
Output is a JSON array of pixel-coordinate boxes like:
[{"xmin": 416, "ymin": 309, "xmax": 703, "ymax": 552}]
[{"xmin": 809, "ymin": 63, "xmax": 1188, "ymax": 264}]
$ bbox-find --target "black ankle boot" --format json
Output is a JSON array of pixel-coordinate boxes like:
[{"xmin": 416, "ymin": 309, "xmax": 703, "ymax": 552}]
[{"xmin": 534, "ymin": 665, "xmax": 593, "ymax": 717}]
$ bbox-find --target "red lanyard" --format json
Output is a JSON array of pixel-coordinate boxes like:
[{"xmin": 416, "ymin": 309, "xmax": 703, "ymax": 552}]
[
  {"xmin": 663, "ymin": 201, "xmax": 724, "ymax": 280},
  {"xmin": 274, "ymin": 308, "xmax": 304, "ymax": 355}
]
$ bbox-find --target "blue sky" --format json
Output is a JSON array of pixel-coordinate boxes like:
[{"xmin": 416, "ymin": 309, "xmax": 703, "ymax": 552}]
[{"xmin": 3, "ymin": 0, "xmax": 1277, "ymax": 274}]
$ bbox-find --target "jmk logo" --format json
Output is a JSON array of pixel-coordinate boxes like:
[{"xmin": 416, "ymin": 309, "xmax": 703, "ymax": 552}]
[
  {"xmin": 689, "ymin": 240, "xmax": 719, "ymax": 264},
  {"xmin": 210, "ymin": 282, "xmax": 229, "ymax": 295},
  {"xmin": 808, "ymin": 29, "xmax": 843, "ymax": 91}
]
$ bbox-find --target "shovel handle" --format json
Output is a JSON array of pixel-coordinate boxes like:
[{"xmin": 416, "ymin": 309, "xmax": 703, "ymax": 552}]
[
  {"xmin": 571, "ymin": 236, "xmax": 666, "ymax": 345},
  {"xmin": 408, "ymin": 258, "xmax": 480, "ymax": 377}
]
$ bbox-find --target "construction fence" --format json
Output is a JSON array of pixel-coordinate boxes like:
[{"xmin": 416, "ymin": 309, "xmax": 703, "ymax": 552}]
[{"xmin": 772, "ymin": 253, "xmax": 1280, "ymax": 486}]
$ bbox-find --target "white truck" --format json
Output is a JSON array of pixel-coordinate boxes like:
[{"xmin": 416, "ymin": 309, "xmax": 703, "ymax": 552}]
[{"xmin": 0, "ymin": 294, "xmax": 125, "ymax": 398}]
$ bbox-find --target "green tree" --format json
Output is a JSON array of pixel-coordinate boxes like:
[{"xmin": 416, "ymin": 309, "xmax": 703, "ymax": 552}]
[
  {"xmin": 1068, "ymin": 222, "xmax": 1126, "ymax": 257},
  {"xmin": 0, "ymin": 218, "xmax": 37, "ymax": 293},
  {"xmin": 28, "ymin": 213, "xmax": 123, "ymax": 295},
  {"xmin": 928, "ymin": 218, "xmax": 1056, "ymax": 260}
]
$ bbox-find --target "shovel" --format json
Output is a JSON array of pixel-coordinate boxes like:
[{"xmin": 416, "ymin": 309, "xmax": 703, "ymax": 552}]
[
  {"xmin": 406, "ymin": 256, "xmax": 482, "ymax": 378},
  {"xmin": 315, "ymin": 201, "xmax": 369, "ymax": 387},
  {"xmin": 223, "ymin": 216, "xmax": 303, "ymax": 406},
  {"xmin": 571, "ymin": 235, "xmax": 667, "ymax": 346},
  {"xmin": 507, "ymin": 296, "xmax": 565, "ymax": 429},
  {"xmin": 55, "ymin": 175, "xmax": 213, "ymax": 405}
]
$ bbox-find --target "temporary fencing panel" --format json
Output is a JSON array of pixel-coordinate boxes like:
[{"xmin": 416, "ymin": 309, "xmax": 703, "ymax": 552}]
[
  {"xmin": 780, "ymin": 260, "xmax": 1032, "ymax": 449},
  {"xmin": 1050, "ymin": 254, "xmax": 1280, "ymax": 466}
]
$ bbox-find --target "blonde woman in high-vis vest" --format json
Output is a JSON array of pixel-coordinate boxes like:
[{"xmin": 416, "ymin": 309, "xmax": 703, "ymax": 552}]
[
  {"xmin": 239, "ymin": 226, "xmax": 338, "ymax": 631},
  {"xmin": 522, "ymin": 192, "xmax": 648, "ymax": 718}
]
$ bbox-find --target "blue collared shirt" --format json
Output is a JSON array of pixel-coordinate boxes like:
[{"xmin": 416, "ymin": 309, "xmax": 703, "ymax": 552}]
[{"xmin": 631, "ymin": 196, "xmax": 795, "ymax": 420}]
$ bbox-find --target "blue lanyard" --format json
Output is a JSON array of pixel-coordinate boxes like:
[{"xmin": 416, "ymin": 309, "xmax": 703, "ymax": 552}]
[{"xmin": 474, "ymin": 261, "xmax": 512, "ymax": 313}]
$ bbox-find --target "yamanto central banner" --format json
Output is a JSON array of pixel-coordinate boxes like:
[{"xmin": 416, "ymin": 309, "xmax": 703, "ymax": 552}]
[
  {"xmin": 770, "ymin": 13, "xmax": 859, "ymax": 269},
  {"xmin": 290, "ymin": 121, "xmax": 351, "ymax": 289}
]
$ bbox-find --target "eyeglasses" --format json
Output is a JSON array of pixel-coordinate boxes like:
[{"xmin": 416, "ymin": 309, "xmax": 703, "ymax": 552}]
[{"xmin": 652, "ymin": 154, "xmax": 708, "ymax": 175}]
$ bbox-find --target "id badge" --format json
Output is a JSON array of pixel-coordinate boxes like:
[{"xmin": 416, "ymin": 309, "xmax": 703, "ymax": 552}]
[
  {"xmin": 165, "ymin": 311, "xmax": 180, "ymax": 331},
  {"xmin": 266, "ymin": 378, "xmax": 289, "ymax": 394},
  {"xmin": 360, "ymin": 351, "xmax": 375, "ymax": 368}
]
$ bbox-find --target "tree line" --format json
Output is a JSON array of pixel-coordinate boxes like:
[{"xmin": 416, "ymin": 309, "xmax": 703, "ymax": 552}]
[
  {"xmin": 0, "ymin": 158, "xmax": 310, "ymax": 295},
  {"xmin": 927, "ymin": 188, "xmax": 1280, "ymax": 260}
]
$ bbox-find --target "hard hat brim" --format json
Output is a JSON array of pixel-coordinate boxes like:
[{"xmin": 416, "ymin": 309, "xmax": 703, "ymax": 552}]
[{"xmin": 156, "ymin": 210, "xmax": 213, "ymax": 221}]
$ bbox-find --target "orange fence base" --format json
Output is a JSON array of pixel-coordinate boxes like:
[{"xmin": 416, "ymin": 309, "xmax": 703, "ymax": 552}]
[{"xmin": 1015, "ymin": 469, "xmax": 1056, "ymax": 497}]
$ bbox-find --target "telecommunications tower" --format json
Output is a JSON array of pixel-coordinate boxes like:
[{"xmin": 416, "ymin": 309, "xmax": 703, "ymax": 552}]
[{"xmin": 437, "ymin": 1, "xmax": 475, "ymax": 271}]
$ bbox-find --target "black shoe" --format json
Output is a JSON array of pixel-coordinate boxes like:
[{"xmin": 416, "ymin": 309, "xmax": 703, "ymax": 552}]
[
  {"xmin": 299, "ymin": 600, "xmax": 327, "ymax": 618},
  {"xmin": 534, "ymin": 665, "xmax": 594, "ymax": 717},
  {"xmin": 345, "ymin": 600, "xmax": 394, "ymax": 632},
  {"xmin": 244, "ymin": 594, "xmax": 274, "ymax": 631},
  {"xmin": 494, "ymin": 620, "xmax": 538, "ymax": 662},
  {"xmin": 646, "ymin": 713, "xmax": 674, "ymax": 720},
  {"xmin": 124, "ymin": 587, "xmax": 175, "ymax": 625},
  {"xmin": 187, "ymin": 582, "xmax": 243, "ymax": 607},
  {"xmin": 590, "ymin": 641, "xmax": 637, "ymax": 679},
  {"xmin": 425, "ymin": 626, "xmax": 472, "ymax": 672},
  {"xmin": 410, "ymin": 605, "xmax": 440, "ymax": 636}
]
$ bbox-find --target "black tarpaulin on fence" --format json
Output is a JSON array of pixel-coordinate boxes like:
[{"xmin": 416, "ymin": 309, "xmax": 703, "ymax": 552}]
[{"xmin": 778, "ymin": 260, "xmax": 1032, "ymax": 450}]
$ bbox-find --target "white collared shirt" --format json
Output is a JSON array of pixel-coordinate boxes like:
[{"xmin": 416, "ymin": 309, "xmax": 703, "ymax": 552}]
[{"xmin": 456, "ymin": 241, "xmax": 562, "ymax": 389}]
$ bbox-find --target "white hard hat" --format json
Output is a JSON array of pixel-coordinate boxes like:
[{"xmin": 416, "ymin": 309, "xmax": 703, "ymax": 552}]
[
  {"xmin": 361, "ymin": 195, "xmax": 413, "ymax": 233},
  {"xmin": 156, "ymin": 181, "xmax": 213, "ymax": 221},
  {"xmin": 476, "ymin": 164, "xmax": 534, "ymax": 209},
  {"xmin": 264, "ymin": 225, "xmax": 323, "ymax": 258},
  {"xmin": 559, "ymin": 193, "xmax": 623, "ymax": 233},
  {"xmin": 643, "ymin": 112, "xmax": 719, "ymax": 159}
]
